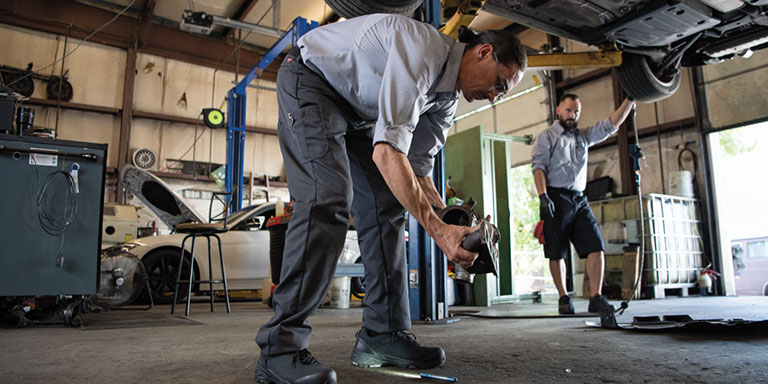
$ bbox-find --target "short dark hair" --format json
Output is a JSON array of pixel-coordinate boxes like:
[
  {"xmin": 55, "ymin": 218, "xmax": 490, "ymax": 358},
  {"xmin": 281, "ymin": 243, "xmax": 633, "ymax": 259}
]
[
  {"xmin": 458, "ymin": 26, "xmax": 527, "ymax": 72},
  {"xmin": 559, "ymin": 93, "xmax": 579, "ymax": 104}
]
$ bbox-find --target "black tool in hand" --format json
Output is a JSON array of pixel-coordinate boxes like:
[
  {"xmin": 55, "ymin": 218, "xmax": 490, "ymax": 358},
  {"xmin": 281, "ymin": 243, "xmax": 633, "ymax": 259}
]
[
  {"xmin": 435, "ymin": 200, "xmax": 500, "ymax": 277},
  {"xmin": 460, "ymin": 220, "xmax": 500, "ymax": 276}
]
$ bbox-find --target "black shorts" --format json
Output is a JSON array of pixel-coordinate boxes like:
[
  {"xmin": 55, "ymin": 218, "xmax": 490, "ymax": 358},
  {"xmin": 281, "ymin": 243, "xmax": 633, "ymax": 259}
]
[{"xmin": 543, "ymin": 187, "xmax": 604, "ymax": 260}]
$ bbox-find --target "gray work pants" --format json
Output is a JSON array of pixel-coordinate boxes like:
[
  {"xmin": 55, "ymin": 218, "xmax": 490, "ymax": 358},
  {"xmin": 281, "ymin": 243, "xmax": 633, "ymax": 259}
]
[{"xmin": 255, "ymin": 50, "xmax": 411, "ymax": 357}]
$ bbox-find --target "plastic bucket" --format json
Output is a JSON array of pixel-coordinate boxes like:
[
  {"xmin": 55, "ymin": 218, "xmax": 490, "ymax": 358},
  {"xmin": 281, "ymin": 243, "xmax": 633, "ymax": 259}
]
[
  {"xmin": 668, "ymin": 171, "xmax": 694, "ymax": 197},
  {"xmin": 326, "ymin": 277, "xmax": 350, "ymax": 309}
]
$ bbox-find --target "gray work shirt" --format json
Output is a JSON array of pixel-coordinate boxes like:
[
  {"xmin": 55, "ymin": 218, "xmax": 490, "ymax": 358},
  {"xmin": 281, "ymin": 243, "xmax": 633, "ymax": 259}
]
[
  {"xmin": 531, "ymin": 118, "xmax": 617, "ymax": 192},
  {"xmin": 298, "ymin": 14, "xmax": 464, "ymax": 177}
]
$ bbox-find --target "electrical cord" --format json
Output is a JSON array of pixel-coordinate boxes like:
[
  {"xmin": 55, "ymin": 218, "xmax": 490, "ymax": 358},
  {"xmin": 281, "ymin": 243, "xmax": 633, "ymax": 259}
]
[
  {"xmin": 161, "ymin": 114, "xmax": 206, "ymax": 172},
  {"xmin": 29, "ymin": 147, "xmax": 78, "ymax": 268},
  {"xmin": 36, "ymin": 169, "xmax": 78, "ymax": 268},
  {"xmin": 677, "ymin": 147, "xmax": 699, "ymax": 183}
]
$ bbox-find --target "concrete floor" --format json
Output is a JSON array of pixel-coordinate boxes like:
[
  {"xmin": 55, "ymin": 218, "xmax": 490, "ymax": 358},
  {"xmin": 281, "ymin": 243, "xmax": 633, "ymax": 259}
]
[{"xmin": 1, "ymin": 295, "xmax": 767, "ymax": 383}]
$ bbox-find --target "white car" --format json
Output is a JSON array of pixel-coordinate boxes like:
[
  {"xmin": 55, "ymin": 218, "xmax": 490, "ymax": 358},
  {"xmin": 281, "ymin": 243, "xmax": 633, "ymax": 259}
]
[{"xmin": 102, "ymin": 165, "xmax": 360, "ymax": 304}]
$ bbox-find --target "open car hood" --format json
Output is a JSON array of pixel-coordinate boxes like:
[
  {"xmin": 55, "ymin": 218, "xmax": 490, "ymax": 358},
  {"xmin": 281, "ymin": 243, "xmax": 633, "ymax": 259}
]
[{"xmin": 120, "ymin": 165, "xmax": 206, "ymax": 230}]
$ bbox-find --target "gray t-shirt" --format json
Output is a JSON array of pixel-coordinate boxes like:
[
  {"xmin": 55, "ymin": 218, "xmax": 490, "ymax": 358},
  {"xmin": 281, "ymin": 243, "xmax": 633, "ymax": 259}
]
[
  {"xmin": 531, "ymin": 118, "xmax": 617, "ymax": 192},
  {"xmin": 298, "ymin": 14, "xmax": 464, "ymax": 176}
]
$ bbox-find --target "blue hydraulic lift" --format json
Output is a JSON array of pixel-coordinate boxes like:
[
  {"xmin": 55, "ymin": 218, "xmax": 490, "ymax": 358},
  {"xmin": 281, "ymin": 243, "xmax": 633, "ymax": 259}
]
[{"xmin": 407, "ymin": 0, "xmax": 453, "ymax": 323}]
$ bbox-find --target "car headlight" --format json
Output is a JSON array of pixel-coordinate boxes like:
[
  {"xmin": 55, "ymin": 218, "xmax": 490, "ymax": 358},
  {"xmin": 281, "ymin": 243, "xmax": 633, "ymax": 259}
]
[{"xmin": 102, "ymin": 243, "xmax": 139, "ymax": 257}]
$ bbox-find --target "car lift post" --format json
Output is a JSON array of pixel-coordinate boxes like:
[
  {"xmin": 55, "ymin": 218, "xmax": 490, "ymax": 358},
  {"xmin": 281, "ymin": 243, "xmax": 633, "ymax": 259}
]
[
  {"xmin": 408, "ymin": 0, "xmax": 456, "ymax": 324},
  {"xmin": 226, "ymin": 17, "xmax": 318, "ymax": 212}
]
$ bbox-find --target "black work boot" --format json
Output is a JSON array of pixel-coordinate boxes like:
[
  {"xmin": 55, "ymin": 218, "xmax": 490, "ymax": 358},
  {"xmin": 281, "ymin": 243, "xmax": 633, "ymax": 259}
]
[
  {"xmin": 254, "ymin": 349, "xmax": 337, "ymax": 384},
  {"xmin": 588, "ymin": 294, "xmax": 615, "ymax": 314},
  {"xmin": 350, "ymin": 328, "xmax": 446, "ymax": 369},
  {"xmin": 558, "ymin": 295, "xmax": 575, "ymax": 314}
]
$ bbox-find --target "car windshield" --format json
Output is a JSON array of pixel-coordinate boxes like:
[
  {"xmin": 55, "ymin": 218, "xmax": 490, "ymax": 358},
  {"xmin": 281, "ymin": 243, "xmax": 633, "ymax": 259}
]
[
  {"xmin": 226, "ymin": 209, "xmax": 251, "ymax": 223},
  {"xmin": 222, "ymin": 203, "xmax": 276, "ymax": 225}
]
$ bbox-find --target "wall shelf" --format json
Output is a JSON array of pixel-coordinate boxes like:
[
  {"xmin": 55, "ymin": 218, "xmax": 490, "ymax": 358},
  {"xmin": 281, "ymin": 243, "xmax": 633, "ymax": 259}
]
[{"xmin": 24, "ymin": 97, "xmax": 277, "ymax": 136}]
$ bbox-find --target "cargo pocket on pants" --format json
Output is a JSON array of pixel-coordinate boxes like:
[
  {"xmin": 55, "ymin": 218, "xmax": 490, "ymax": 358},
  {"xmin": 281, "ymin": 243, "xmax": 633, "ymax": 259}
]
[{"xmin": 290, "ymin": 104, "xmax": 330, "ymax": 162}]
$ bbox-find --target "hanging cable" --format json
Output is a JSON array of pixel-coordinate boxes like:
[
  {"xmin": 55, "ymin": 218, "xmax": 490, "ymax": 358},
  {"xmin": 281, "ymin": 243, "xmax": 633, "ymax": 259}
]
[
  {"xmin": 161, "ymin": 116, "xmax": 207, "ymax": 172},
  {"xmin": 35, "ymin": 163, "xmax": 78, "ymax": 268},
  {"xmin": 6, "ymin": 0, "xmax": 136, "ymax": 89}
]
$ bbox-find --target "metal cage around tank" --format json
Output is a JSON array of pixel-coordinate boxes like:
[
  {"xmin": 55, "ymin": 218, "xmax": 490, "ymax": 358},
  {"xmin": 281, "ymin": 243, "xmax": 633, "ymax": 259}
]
[{"xmin": 590, "ymin": 194, "xmax": 706, "ymax": 296}]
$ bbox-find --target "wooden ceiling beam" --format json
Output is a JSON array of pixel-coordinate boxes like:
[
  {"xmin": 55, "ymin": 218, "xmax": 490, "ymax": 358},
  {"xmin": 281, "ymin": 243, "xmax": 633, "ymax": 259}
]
[
  {"xmin": 137, "ymin": 0, "xmax": 156, "ymax": 49},
  {"xmin": 0, "ymin": 0, "xmax": 278, "ymax": 82}
]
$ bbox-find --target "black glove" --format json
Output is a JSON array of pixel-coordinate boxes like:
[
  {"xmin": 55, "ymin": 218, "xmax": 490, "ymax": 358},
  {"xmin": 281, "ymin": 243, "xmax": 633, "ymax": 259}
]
[{"xmin": 539, "ymin": 193, "xmax": 555, "ymax": 220}]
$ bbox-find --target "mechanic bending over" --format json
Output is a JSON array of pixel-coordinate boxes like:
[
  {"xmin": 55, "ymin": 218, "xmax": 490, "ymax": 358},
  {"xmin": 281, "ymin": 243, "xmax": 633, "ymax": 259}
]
[
  {"xmin": 254, "ymin": 14, "xmax": 527, "ymax": 384},
  {"xmin": 531, "ymin": 93, "xmax": 635, "ymax": 315}
]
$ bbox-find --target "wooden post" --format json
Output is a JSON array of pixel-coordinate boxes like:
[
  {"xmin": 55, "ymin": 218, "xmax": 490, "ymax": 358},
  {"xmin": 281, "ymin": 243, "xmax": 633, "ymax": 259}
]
[
  {"xmin": 612, "ymin": 71, "xmax": 636, "ymax": 195},
  {"xmin": 116, "ymin": 43, "xmax": 137, "ymax": 203}
]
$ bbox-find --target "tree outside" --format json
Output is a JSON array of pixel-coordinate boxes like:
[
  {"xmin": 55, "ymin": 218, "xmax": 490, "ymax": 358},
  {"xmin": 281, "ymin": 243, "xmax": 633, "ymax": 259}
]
[{"xmin": 509, "ymin": 164, "xmax": 556, "ymax": 295}]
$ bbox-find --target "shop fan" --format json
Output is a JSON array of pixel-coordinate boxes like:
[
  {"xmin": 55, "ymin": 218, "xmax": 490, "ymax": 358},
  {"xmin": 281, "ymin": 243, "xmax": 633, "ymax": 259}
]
[
  {"xmin": 132, "ymin": 148, "xmax": 157, "ymax": 170},
  {"xmin": 92, "ymin": 254, "xmax": 148, "ymax": 308}
]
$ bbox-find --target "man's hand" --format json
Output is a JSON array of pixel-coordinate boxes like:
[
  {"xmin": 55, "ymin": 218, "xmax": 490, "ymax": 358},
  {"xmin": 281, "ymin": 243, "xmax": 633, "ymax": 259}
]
[
  {"xmin": 432, "ymin": 222, "xmax": 479, "ymax": 269},
  {"xmin": 539, "ymin": 193, "xmax": 555, "ymax": 220},
  {"xmin": 371, "ymin": 143, "xmax": 476, "ymax": 267}
]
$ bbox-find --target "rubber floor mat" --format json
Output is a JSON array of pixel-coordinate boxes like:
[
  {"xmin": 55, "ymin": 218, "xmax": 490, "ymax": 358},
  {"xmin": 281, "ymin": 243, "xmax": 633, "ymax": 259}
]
[{"xmin": 80, "ymin": 311, "xmax": 203, "ymax": 330}]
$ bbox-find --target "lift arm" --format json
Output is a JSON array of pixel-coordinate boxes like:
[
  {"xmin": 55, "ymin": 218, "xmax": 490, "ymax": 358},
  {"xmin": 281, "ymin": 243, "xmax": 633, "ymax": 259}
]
[{"xmin": 441, "ymin": 1, "xmax": 623, "ymax": 70}]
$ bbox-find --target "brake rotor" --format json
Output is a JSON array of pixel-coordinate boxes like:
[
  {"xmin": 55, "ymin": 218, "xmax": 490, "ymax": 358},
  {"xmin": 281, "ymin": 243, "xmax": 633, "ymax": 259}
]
[{"xmin": 436, "ymin": 199, "xmax": 500, "ymax": 278}]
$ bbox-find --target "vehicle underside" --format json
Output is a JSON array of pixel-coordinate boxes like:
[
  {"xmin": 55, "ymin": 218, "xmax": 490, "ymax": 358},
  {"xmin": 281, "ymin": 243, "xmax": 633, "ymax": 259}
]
[{"xmin": 484, "ymin": 0, "xmax": 768, "ymax": 101}]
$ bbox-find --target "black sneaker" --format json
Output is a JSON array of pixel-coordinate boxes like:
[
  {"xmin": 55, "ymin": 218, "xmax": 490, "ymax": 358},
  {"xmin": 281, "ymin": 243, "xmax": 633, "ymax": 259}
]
[
  {"xmin": 350, "ymin": 328, "xmax": 446, "ymax": 369},
  {"xmin": 254, "ymin": 349, "xmax": 337, "ymax": 384},
  {"xmin": 558, "ymin": 295, "xmax": 574, "ymax": 315},
  {"xmin": 588, "ymin": 294, "xmax": 615, "ymax": 314}
]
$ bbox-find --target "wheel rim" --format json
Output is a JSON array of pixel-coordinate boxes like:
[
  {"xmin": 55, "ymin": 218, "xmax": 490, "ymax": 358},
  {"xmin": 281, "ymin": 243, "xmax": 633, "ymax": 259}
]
[
  {"xmin": 146, "ymin": 253, "xmax": 190, "ymax": 301},
  {"xmin": 643, "ymin": 58, "xmax": 677, "ymax": 87},
  {"xmin": 351, "ymin": 257, "xmax": 365, "ymax": 299}
]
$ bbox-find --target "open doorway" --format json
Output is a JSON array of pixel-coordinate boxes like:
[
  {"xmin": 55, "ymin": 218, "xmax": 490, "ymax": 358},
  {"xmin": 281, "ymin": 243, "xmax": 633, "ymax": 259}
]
[
  {"xmin": 710, "ymin": 121, "xmax": 768, "ymax": 296},
  {"xmin": 508, "ymin": 164, "xmax": 556, "ymax": 296}
]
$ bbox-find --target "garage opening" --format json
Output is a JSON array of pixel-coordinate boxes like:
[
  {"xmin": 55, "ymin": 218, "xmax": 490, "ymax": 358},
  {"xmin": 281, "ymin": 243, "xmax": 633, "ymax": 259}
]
[
  {"xmin": 509, "ymin": 163, "xmax": 556, "ymax": 296},
  {"xmin": 710, "ymin": 120, "xmax": 768, "ymax": 296}
]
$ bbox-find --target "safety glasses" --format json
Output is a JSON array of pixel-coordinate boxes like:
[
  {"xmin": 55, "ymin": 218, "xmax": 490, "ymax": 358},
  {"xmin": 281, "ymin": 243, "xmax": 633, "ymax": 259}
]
[{"xmin": 492, "ymin": 50, "xmax": 509, "ymax": 99}]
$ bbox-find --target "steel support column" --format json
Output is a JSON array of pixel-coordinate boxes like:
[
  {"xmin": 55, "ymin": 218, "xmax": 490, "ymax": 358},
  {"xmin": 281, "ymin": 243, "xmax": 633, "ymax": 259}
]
[
  {"xmin": 408, "ymin": 0, "xmax": 451, "ymax": 322},
  {"xmin": 690, "ymin": 66, "xmax": 724, "ymax": 295}
]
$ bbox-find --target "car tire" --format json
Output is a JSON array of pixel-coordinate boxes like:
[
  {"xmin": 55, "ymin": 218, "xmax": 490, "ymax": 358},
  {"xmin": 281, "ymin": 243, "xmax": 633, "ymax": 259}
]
[
  {"xmin": 324, "ymin": 0, "xmax": 422, "ymax": 19},
  {"xmin": 350, "ymin": 256, "xmax": 365, "ymax": 300},
  {"xmin": 616, "ymin": 53, "xmax": 681, "ymax": 103},
  {"xmin": 141, "ymin": 249, "xmax": 195, "ymax": 305}
]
